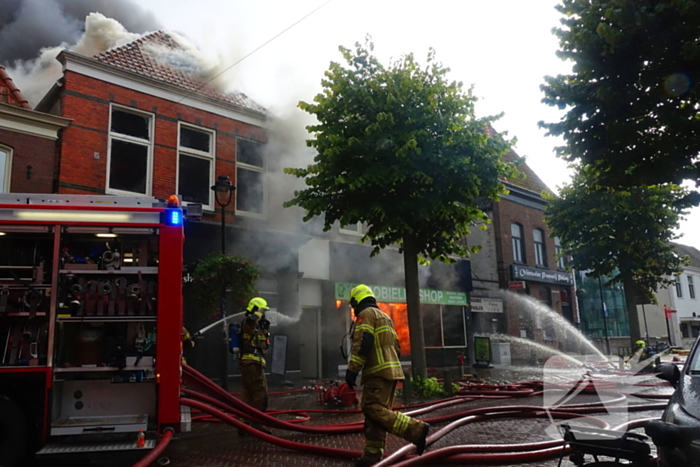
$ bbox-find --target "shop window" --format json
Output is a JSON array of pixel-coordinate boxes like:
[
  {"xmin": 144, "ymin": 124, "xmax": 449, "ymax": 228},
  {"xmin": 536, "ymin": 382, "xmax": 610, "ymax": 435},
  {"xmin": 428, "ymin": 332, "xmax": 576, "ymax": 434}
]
[
  {"xmin": 177, "ymin": 123, "xmax": 215, "ymax": 210},
  {"xmin": 442, "ymin": 306, "xmax": 466, "ymax": 347},
  {"xmin": 107, "ymin": 105, "xmax": 153, "ymax": 195},
  {"xmin": 676, "ymin": 277, "xmax": 683, "ymax": 298},
  {"xmin": 0, "ymin": 145, "xmax": 11, "ymax": 192},
  {"xmin": 236, "ymin": 139, "xmax": 265, "ymax": 216},
  {"xmin": 689, "ymin": 275, "xmax": 696, "ymax": 299},
  {"xmin": 423, "ymin": 304, "xmax": 466, "ymax": 348},
  {"xmin": 511, "ymin": 223, "xmax": 525, "ymax": 263},
  {"xmin": 422, "ymin": 305, "xmax": 442, "ymax": 347},
  {"xmin": 534, "ymin": 228, "xmax": 547, "ymax": 267}
]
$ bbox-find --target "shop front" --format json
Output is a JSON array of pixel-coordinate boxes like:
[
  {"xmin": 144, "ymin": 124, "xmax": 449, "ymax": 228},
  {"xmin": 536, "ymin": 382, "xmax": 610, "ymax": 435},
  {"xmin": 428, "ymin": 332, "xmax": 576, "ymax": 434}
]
[{"xmin": 332, "ymin": 282, "xmax": 469, "ymax": 373}]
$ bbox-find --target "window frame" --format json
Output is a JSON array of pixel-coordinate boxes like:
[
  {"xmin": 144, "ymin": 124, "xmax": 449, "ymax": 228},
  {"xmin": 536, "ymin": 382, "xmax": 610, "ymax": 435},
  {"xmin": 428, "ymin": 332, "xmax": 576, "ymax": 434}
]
[
  {"xmin": 511, "ymin": 223, "xmax": 526, "ymax": 264},
  {"xmin": 554, "ymin": 237, "xmax": 566, "ymax": 270},
  {"xmin": 235, "ymin": 137, "xmax": 266, "ymax": 218},
  {"xmin": 533, "ymin": 228, "xmax": 547, "ymax": 268},
  {"xmin": 0, "ymin": 145, "xmax": 12, "ymax": 193},
  {"xmin": 106, "ymin": 104, "xmax": 154, "ymax": 196},
  {"xmin": 423, "ymin": 305, "xmax": 467, "ymax": 349},
  {"xmin": 339, "ymin": 222, "xmax": 364, "ymax": 236},
  {"xmin": 676, "ymin": 277, "xmax": 683, "ymax": 298},
  {"xmin": 176, "ymin": 122, "xmax": 216, "ymax": 211},
  {"xmin": 689, "ymin": 275, "xmax": 696, "ymax": 300}
]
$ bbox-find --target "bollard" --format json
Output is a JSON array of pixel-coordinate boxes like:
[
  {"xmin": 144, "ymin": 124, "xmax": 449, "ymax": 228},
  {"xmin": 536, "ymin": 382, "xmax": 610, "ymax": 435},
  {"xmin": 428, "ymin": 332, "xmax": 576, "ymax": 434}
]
[
  {"xmin": 403, "ymin": 371, "xmax": 412, "ymax": 404},
  {"xmin": 442, "ymin": 369, "xmax": 453, "ymax": 397}
]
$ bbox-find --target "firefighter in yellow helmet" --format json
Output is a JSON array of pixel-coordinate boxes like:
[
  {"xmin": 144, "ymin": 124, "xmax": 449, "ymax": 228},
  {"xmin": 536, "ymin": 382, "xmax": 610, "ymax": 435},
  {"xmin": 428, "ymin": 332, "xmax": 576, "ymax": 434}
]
[
  {"xmin": 239, "ymin": 297, "xmax": 272, "ymax": 435},
  {"xmin": 346, "ymin": 284, "xmax": 430, "ymax": 466}
]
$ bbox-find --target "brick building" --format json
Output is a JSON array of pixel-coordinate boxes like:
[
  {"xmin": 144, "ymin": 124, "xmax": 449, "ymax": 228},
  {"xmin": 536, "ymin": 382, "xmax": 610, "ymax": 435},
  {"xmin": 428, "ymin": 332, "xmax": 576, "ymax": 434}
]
[
  {"xmin": 0, "ymin": 66, "xmax": 70, "ymax": 193},
  {"xmin": 492, "ymin": 147, "xmax": 576, "ymax": 352}
]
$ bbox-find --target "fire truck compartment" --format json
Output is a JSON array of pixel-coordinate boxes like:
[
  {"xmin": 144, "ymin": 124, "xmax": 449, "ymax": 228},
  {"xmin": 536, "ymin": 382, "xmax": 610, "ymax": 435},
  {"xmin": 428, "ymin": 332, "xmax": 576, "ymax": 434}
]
[
  {"xmin": 37, "ymin": 438, "xmax": 155, "ymax": 455},
  {"xmin": 51, "ymin": 376, "xmax": 156, "ymax": 435},
  {"xmin": 50, "ymin": 414, "xmax": 148, "ymax": 436}
]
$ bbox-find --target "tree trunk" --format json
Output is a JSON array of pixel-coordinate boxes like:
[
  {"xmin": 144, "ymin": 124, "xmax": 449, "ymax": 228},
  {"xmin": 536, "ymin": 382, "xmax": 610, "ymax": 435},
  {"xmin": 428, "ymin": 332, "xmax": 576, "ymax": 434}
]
[
  {"xmin": 621, "ymin": 270, "xmax": 642, "ymax": 349},
  {"xmin": 403, "ymin": 234, "xmax": 428, "ymax": 379}
]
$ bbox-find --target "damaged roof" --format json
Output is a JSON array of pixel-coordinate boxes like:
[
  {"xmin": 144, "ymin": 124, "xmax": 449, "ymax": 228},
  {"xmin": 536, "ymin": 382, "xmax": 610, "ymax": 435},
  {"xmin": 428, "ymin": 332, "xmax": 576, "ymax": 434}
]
[
  {"xmin": 93, "ymin": 31, "xmax": 265, "ymax": 114},
  {"xmin": 0, "ymin": 65, "xmax": 30, "ymax": 109}
]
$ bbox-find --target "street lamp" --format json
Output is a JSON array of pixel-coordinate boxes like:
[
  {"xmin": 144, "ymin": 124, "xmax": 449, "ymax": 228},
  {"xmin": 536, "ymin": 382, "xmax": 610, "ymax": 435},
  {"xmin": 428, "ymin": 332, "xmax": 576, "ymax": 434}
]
[{"xmin": 211, "ymin": 175, "xmax": 235, "ymax": 390}]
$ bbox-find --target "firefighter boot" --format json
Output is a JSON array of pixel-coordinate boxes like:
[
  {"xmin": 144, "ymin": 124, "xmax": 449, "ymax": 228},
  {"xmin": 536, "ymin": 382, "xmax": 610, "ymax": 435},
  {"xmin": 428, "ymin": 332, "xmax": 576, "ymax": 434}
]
[{"xmin": 354, "ymin": 458, "xmax": 378, "ymax": 467}]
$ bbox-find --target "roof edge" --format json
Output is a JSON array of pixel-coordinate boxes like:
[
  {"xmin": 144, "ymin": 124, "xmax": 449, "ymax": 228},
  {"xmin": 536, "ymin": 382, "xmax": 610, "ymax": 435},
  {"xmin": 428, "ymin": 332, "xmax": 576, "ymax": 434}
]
[{"xmin": 58, "ymin": 50, "xmax": 267, "ymax": 123}]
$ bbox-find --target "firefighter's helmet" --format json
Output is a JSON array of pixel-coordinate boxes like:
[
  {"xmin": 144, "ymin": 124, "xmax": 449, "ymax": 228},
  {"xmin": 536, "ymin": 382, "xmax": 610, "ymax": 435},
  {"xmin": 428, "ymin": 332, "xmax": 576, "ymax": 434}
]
[
  {"xmin": 247, "ymin": 297, "xmax": 269, "ymax": 313},
  {"xmin": 636, "ymin": 340, "xmax": 646, "ymax": 348},
  {"xmin": 349, "ymin": 284, "xmax": 374, "ymax": 308}
]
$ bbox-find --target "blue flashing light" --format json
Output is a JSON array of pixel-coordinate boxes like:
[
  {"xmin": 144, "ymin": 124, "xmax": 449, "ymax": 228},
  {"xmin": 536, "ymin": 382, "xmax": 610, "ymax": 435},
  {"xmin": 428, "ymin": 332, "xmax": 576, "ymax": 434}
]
[{"xmin": 165, "ymin": 208, "xmax": 183, "ymax": 226}]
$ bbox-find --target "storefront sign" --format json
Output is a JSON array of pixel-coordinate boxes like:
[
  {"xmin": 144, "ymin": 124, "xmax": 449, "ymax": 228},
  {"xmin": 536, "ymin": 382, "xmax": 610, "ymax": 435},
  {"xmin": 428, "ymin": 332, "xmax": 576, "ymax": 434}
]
[
  {"xmin": 471, "ymin": 297, "xmax": 503, "ymax": 313},
  {"xmin": 510, "ymin": 265, "xmax": 573, "ymax": 285},
  {"xmin": 508, "ymin": 281, "xmax": 526, "ymax": 290},
  {"xmin": 334, "ymin": 283, "xmax": 467, "ymax": 306}
]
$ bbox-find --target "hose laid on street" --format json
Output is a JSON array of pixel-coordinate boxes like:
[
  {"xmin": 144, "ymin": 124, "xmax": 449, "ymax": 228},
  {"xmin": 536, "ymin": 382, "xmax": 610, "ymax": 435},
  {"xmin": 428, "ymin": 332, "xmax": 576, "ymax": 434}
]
[
  {"xmin": 179, "ymin": 363, "xmax": 671, "ymax": 466},
  {"xmin": 131, "ymin": 429, "xmax": 174, "ymax": 467}
]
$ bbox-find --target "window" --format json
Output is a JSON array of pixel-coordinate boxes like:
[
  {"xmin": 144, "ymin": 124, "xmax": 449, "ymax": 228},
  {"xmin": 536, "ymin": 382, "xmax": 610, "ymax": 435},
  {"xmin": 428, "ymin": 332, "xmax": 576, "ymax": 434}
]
[
  {"xmin": 534, "ymin": 228, "xmax": 547, "ymax": 267},
  {"xmin": 554, "ymin": 237, "xmax": 566, "ymax": 270},
  {"xmin": 340, "ymin": 222, "xmax": 363, "ymax": 235},
  {"xmin": 689, "ymin": 275, "xmax": 696, "ymax": 299},
  {"xmin": 676, "ymin": 277, "xmax": 683, "ymax": 298},
  {"xmin": 0, "ymin": 146, "xmax": 11, "ymax": 192},
  {"xmin": 236, "ymin": 139, "xmax": 265, "ymax": 215},
  {"xmin": 107, "ymin": 106, "xmax": 153, "ymax": 195},
  {"xmin": 511, "ymin": 223, "xmax": 525, "ymax": 263},
  {"xmin": 177, "ymin": 123, "xmax": 215, "ymax": 210},
  {"xmin": 422, "ymin": 305, "xmax": 466, "ymax": 348}
]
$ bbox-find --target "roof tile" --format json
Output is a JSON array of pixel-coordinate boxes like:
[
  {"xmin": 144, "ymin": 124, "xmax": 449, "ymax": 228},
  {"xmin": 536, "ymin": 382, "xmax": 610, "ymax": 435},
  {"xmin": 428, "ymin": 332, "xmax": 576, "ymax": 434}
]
[{"xmin": 93, "ymin": 31, "xmax": 265, "ymax": 114}]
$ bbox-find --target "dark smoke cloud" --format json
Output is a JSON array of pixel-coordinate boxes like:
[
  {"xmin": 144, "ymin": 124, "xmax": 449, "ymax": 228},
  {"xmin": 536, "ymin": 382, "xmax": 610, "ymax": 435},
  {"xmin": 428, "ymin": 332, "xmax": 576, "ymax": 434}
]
[{"xmin": 0, "ymin": 0, "xmax": 161, "ymax": 64}]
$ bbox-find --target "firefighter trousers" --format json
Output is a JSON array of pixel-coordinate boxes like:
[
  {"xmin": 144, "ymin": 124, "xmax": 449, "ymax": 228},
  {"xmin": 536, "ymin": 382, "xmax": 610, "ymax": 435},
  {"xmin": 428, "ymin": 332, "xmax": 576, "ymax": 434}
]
[
  {"xmin": 240, "ymin": 361, "xmax": 268, "ymax": 428},
  {"xmin": 360, "ymin": 376, "xmax": 426, "ymax": 462}
]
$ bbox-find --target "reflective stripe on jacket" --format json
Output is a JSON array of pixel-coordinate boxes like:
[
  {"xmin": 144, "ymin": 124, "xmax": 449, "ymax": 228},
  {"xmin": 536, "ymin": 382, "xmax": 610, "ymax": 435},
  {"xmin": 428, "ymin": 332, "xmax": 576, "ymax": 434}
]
[
  {"xmin": 348, "ymin": 306, "xmax": 404, "ymax": 382},
  {"xmin": 240, "ymin": 317, "xmax": 269, "ymax": 365}
]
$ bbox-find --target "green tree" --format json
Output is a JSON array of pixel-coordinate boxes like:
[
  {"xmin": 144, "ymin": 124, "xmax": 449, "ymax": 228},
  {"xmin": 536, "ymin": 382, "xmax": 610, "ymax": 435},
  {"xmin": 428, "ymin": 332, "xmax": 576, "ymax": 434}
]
[
  {"xmin": 540, "ymin": 0, "xmax": 700, "ymax": 192},
  {"xmin": 284, "ymin": 39, "xmax": 517, "ymax": 378},
  {"xmin": 544, "ymin": 168, "xmax": 689, "ymax": 346}
]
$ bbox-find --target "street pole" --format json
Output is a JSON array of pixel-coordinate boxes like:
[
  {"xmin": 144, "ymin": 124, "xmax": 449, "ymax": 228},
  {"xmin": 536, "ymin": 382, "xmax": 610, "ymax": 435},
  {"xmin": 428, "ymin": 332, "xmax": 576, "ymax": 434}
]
[
  {"xmin": 220, "ymin": 201, "xmax": 228, "ymax": 391},
  {"xmin": 211, "ymin": 175, "xmax": 235, "ymax": 391},
  {"xmin": 598, "ymin": 276, "xmax": 611, "ymax": 356},
  {"xmin": 641, "ymin": 303, "xmax": 649, "ymax": 341}
]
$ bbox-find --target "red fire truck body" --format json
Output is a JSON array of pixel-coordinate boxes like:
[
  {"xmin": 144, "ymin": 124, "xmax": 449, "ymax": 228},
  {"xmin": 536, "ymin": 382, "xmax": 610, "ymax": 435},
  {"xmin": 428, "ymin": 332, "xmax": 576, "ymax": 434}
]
[{"xmin": 0, "ymin": 194, "xmax": 184, "ymax": 463}]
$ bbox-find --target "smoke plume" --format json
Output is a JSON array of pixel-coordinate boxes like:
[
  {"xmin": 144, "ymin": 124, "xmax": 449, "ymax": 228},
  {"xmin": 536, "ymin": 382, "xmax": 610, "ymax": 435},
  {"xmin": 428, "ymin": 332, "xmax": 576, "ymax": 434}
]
[{"xmin": 0, "ymin": 0, "xmax": 160, "ymax": 64}]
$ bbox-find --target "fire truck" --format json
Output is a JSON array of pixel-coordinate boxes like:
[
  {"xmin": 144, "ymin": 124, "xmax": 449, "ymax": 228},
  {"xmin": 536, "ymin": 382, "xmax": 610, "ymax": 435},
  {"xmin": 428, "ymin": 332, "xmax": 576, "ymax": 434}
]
[{"xmin": 0, "ymin": 193, "xmax": 187, "ymax": 465}]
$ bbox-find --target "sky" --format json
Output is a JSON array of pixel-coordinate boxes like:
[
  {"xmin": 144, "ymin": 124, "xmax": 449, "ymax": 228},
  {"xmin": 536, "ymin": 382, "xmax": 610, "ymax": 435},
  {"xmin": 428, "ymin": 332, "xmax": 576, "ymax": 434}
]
[
  {"xmin": 134, "ymin": 0, "xmax": 700, "ymax": 250},
  {"xmin": 4, "ymin": 0, "xmax": 700, "ymax": 249}
]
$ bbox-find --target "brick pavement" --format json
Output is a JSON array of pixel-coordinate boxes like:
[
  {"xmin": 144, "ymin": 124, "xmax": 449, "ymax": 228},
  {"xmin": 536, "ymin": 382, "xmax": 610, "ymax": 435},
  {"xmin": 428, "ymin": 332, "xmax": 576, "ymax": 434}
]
[{"xmin": 30, "ymin": 367, "xmax": 673, "ymax": 467}]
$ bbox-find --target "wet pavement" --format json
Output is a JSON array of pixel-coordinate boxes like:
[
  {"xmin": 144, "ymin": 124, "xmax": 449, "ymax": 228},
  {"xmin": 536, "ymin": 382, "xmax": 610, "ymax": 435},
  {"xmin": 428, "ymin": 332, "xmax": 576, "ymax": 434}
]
[{"xmin": 30, "ymin": 363, "xmax": 676, "ymax": 467}]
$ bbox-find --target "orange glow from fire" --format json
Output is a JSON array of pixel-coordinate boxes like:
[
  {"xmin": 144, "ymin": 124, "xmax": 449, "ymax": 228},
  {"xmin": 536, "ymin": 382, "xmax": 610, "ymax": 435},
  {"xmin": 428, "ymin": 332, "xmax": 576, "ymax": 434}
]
[{"xmin": 337, "ymin": 300, "xmax": 410, "ymax": 355}]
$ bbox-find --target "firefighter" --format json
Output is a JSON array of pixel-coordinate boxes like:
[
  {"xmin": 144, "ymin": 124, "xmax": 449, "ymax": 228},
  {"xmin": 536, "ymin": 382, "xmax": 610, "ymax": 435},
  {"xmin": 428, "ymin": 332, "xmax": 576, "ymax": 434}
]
[
  {"xmin": 635, "ymin": 339, "xmax": 656, "ymax": 373},
  {"xmin": 181, "ymin": 326, "xmax": 195, "ymax": 364},
  {"xmin": 239, "ymin": 297, "xmax": 272, "ymax": 436},
  {"xmin": 345, "ymin": 284, "xmax": 430, "ymax": 466}
]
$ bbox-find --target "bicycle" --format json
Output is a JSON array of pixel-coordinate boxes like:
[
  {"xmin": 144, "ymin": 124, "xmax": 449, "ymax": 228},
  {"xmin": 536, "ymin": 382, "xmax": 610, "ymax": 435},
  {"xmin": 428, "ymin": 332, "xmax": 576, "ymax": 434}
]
[{"xmin": 558, "ymin": 421, "xmax": 700, "ymax": 467}]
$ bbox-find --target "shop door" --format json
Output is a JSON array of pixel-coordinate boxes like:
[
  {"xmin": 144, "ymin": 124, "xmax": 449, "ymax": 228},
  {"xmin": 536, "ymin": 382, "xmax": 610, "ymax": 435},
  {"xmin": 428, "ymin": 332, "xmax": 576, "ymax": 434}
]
[{"xmin": 299, "ymin": 307, "xmax": 320, "ymax": 379}]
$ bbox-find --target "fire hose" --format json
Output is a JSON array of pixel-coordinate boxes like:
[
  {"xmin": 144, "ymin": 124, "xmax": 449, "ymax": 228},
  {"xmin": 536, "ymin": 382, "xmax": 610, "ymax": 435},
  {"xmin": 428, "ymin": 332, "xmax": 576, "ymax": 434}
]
[{"xmin": 132, "ymin": 363, "xmax": 672, "ymax": 466}]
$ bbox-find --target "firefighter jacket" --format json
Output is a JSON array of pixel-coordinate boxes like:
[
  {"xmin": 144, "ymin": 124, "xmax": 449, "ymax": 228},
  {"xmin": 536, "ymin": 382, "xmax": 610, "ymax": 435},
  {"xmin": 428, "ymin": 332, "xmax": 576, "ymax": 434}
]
[
  {"xmin": 348, "ymin": 305, "xmax": 405, "ymax": 383},
  {"xmin": 240, "ymin": 315, "xmax": 270, "ymax": 366}
]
